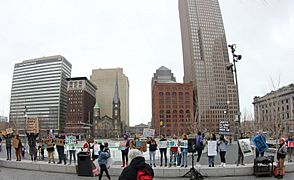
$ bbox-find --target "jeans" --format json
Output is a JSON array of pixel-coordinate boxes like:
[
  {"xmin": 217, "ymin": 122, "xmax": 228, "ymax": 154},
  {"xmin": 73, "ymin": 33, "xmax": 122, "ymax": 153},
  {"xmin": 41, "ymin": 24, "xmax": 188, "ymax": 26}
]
[
  {"xmin": 69, "ymin": 150, "xmax": 76, "ymax": 164},
  {"xmin": 99, "ymin": 164, "xmax": 111, "ymax": 180},
  {"xmin": 220, "ymin": 151, "xmax": 226, "ymax": 163},
  {"xmin": 121, "ymin": 151, "xmax": 128, "ymax": 166},
  {"xmin": 6, "ymin": 146, "xmax": 11, "ymax": 160},
  {"xmin": 181, "ymin": 151, "xmax": 188, "ymax": 166},
  {"xmin": 57, "ymin": 146, "xmax": 66, "ymax": 163},
  {"xmin": 208, "ymin": 156, "xmax": 215, "ymax": 166},
  {"xmin": 160, "ymin": 148, "xmax": 167, "ymax": 165},
  {"xmin": 170, "ymin": 151, "xmax": 178, "ymax": 165},
  {"xmin": 149, "ymin": 151, "xmax": 156, "ymax": 165}
]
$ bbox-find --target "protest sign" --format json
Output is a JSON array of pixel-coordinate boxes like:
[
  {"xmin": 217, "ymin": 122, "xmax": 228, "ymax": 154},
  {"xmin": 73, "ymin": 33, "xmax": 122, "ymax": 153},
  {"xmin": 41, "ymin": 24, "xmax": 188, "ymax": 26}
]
[
  {"xmin": 6, "ymin": 128, "xmax": 13, "ymax": 134},
  {"xmin": 238, "ymin": 138, "xmax": 253, "ymax": 157},
  {"xmin": 219, "ymin": 120, "xmax": 230, "ymax": 135},
  {"xmin": 65, "ymin": 136, "xmax": 76, "ymax": 150},
  {"xmin": 118, "ymin": 141, "xmax": 127, "ymax": 151},
  {"xmin": 158, "ymin": 141, "xmax": 168, "ymax": 149},
  {"xmin": 142, "ymin": 128, "xmax": 155, "ymax": 138},
  {"xmin": 26, "ymin": 117, "xmax": 39, "ymax": 133},
  {"xmin": 168, "ymin": 140, "xmax": 178, "ymax": 147},
  {"xmin": 252, "ymin": 135, "xmax": 268, "ymax": 153},
  {"xmin": 1, "ymin": 130, "xmax": 7, "ymax": 136},
  {"xmin": 54, "ymin": 138, "xmax": 64, "ymax": 146},
  {"xmin": 12, "ymin": 138, "xmax": 20, "ymax": 148},
  {"xmin": 180, "ymin": 140, "xmax": 188, "ymax": 148},
  {"xmin": 140, "ymin": 140, "xmax": 147, "ymax": 152},
  {"xmin": 288, "ymin": 141, "xmax": 294, "ymax": 148},
  {"xmin": 207, "ymin": 141, "xmax": 217, "ymax": 156}
]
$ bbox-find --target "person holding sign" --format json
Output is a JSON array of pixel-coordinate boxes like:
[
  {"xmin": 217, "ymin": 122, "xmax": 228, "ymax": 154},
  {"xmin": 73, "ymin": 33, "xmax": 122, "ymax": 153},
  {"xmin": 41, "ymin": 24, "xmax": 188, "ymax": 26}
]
[
  {"xmin": 236, "ymin": 133, "xmax": 246, "ymax": 166},
  {"xmin": 159, "ymin": 134, "xmax": 168, "ymax": 167},
  {"xmin": 46, "ymin": 135, "xmax": 55, "ymax": 164},
  {"xmin": 147, "ymin": 137, "xmax": 157, "ymax": 167},
  {"xmin": 217, "ymin": 135, "xmax": 228, "ymax": 167},
  {"xmin": 286, "ymin": 135, "xmax": 293, "ymax": 163},
  {"xmin": 169, "ymin": 135, "xmax": 179, "ymax": 167},
  {"xmin": 180, "ymin": 134, "xmax": 188, "ymax": 168},
  {"xmin": 120, "ymin": 134, "xmax": 130, "ymax": 167},
  {"xmin": 207, "ymin": 133, "xmax": 217, "ymax": 167},
  {"xmin": 13, "ymin": 134, "xmax": 22, "ymax": 161},
  {"xmin": 55, "ymin": 134, "xmax": 66, "ymax": 165},
  {"xmin": 276, "ymin": 138, "xmax": 287, "ymax": 179},
  {"xmin": 3, "ymin": 132, "xmax": 13, "ymax": 160},
  {"xmin": 26, "ymin": 131, "xmax": 39, "ymax": 161}
]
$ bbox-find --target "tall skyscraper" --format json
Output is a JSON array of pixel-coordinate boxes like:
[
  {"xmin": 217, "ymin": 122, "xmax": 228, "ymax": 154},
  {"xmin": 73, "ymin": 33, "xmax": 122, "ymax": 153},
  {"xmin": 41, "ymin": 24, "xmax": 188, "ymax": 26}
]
[
  {"xmin": 90, "ymin": 68, "xmax": 129, "ymax": 132},
  {"xmin": 9, "ymin": 55, "xmax": 71, "ymax": 133},
  {"xmin": 179, "ymin": 0, "xmax": 238, "ymax": 133}
]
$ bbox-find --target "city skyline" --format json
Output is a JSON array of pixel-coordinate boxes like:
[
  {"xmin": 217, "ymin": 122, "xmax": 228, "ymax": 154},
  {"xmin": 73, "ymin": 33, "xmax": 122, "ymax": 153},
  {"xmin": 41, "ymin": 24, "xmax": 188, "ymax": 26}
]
[{"xmin": 0, "ymin": 0, "xmax": 293, "ymax": 126}]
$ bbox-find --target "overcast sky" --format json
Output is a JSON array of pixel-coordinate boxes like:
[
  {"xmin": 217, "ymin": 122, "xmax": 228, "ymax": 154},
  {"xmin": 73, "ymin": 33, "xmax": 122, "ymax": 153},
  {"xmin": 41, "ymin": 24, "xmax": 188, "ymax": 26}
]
[{"xmin": 0, "ymin": 0, "xmax": 293, "ymax": 125}]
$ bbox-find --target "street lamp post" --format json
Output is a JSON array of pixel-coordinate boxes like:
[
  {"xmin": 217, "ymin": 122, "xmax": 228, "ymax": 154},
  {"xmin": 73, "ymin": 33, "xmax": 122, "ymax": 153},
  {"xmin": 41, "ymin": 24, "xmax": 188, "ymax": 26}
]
[{"xmin": 227, "ymin": 44, "xmax": 242, "ymax": 141}]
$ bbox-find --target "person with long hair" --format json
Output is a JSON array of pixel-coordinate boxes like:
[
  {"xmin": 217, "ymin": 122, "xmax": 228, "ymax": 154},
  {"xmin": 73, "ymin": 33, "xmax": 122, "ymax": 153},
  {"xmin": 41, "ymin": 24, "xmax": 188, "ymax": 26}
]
[
  {"xmin": 147, "ymin": 137, "xmax": 157, "ymax": 167},
  {"xmin": 217, "ymin": 135, "xmax": 228, "ymax": 167},
  {"xmin": 181, "ymin": 134, "xmax": 188, "ymax": 168},
  {"xmin": 276, "ymin": 138, "xmax": 287, "ymax": 179}
]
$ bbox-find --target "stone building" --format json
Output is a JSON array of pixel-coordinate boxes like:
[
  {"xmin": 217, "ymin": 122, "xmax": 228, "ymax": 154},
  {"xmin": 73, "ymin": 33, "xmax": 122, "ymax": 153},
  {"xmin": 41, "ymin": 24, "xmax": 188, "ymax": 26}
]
[{"xmin": 253, "ymin": 83, "xmax": 294, "ymax": 136}]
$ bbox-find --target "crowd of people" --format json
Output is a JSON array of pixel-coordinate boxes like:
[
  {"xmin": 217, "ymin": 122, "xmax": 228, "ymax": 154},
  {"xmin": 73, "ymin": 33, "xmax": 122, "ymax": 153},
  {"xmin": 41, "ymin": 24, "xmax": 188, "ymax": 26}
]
[{"xmin": 0, "ymin": 131, "xmax": 293, "ymax": 179}]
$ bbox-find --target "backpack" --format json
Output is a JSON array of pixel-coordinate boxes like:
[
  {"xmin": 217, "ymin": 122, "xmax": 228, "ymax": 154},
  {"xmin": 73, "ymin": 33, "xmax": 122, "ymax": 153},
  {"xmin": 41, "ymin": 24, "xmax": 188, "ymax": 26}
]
[{"xmin": 137, "ymin": 170, "xmax": 153, "ymax": 180}]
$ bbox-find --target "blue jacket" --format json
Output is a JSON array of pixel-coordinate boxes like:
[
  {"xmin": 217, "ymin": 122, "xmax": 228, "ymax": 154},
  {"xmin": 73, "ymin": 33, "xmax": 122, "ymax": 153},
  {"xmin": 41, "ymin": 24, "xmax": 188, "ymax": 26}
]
[{"xmin": 98, "ymin": 151, "xmax": 110, "ymax": 165}]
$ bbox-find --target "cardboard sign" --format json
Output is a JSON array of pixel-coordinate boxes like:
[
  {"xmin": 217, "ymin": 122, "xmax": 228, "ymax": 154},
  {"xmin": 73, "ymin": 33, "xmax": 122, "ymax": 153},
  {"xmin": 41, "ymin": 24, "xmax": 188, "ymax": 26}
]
[
  {"xmin": 26, "ymin": 117, "xmax": 39, "ymax": 133},
  {"xmin": 142, "ymin": 128, "xmax": 155, "ymax": 138},
  {"xmin": 6, "ymin": 128, "xmax": 13, "ymax": 134},
  {"xmin": 207, "ymin": 141, "xmax": 217, "ymax": 156},
  {"xmin": 45, "ymin": 138, "xmax": 54, "ymax": 148},
  {"xmin": 288, "ymin": 141, "xmax": 294, "ymax": 148},
  {"xmin": 12, "ymin": 138, "xmax": 20, "ymax": 148},
  {"xmin": 158, "ymin": 141, "xmax": 168, "ymax": 149},
  {"xmin": 238, "ymin": 138, "xmax": 253, "ymax": 157},
  {"xmin": 54, "ymin": 138, "xmax": 64, "ymax": 146},
  {"xmin": 252, "ymin": 135, "xmax": 268, "ymax": 153},
  {"xmin": 1, "ymin": 130, "xmax": 7, "ymax": 136},
  {"xmin": 180, "ymin": 140, "xmax": 188, "ymax": 148}
]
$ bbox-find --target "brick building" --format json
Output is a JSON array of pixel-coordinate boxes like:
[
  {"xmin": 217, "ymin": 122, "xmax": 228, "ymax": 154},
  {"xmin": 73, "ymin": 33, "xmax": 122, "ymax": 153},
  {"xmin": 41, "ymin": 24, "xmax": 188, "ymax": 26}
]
[
  {"xmin": 152, "ymin": 81, "xmax": 194, "ymax": 137},
  {"xmin": 65, "ymin": 77, "xmax": 97, "ymax": 137}
]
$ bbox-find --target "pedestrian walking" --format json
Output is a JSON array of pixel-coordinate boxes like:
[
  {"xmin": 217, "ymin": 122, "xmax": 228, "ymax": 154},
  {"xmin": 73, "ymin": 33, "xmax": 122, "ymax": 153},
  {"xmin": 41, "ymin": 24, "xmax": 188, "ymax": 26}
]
[
  {"xmin": 120, "ymin": 134, "xmax": 130, "ymax": 167},
  {"xmin": 169, "ymin": 134, "xmax": 179, "ymax": 167},
  {"xmin": 159, "ymin": 134, "xmax": 168, "ymax": 167},
  {"xmin": 118, "ymin": 149, "xmax": 154, "ymax": 180},
  {"xmin": 237, "ymin": 133, "xmax": 246, "ymax": 166},
  {"xmin": 217, "ymin": 135, "xmax": 228, "ymax": 167},
  {"xmin": 195, "ymin": 131, "xmax": 204, "ymax": 167},
  {"xmin": 98, "ymin": 144, "xmax": 111, "ymax": 180},
  {"xmin": 207, "ymin": 133, "xmax": 217, "ymax": 167},
  {"xmin": 147, "ymin": 137, "xmax": 157, "ymax": 167},
  {"xmin": 276, "ymin": 138, "xmax": 287, "ymax": 179},
  {"xmin": 181, "ymin": 134, "xmax": 188, "ymax": 168},
  {"xmin": 3, "ymin": 133, "xmax": 13, "ymax": 160},
  {"xmin": 286, "ymin": 135, "xmax": 293, "ymax": 163}
]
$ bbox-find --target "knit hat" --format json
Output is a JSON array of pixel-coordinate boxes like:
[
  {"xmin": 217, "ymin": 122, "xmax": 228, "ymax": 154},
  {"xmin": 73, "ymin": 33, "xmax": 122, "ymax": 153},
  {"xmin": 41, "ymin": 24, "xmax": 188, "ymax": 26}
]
[{"xmin": 128, "ymin": 149, "xmax": 142, "ymax": 161}]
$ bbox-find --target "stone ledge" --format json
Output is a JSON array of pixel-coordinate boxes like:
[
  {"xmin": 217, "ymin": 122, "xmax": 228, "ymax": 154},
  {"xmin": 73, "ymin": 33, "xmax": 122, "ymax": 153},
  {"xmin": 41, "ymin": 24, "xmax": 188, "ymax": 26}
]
[{"xmin": 0, "ymin": 158, "xmax": 294, "ymax": 178}]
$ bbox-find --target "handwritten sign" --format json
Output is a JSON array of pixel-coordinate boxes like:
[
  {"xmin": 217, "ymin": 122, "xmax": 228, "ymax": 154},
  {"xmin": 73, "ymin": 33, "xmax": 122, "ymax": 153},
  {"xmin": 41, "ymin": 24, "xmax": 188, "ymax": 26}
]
[
  {"xmin": 219, "ymin": 120, "xmax": 230, "ymax": 135},
  {"xmin": 65, "ymin": 136, "xmax": 76, "ymax": 150},
  {"xmin": 142, "ymin": 128, "xmax": 155, "ymax": 138},
  {"xmin": 180, "ymin": 140, "xmax": 188, "ymax": 148},
  {"xmin": 238, "ymin": 138, "xmax": 253, "ymax": 157},
  {"xmin": 26, "ymin": 117, "xmax": 39, "ymax": 133},
  {"xmin": 54, "ymin": 138, "xmax": 64, "ymax": 146},
  {"xmin": 158, "ymin": 141, "xmax": 168, "ymax": 149},
  {"xmin": 168, "ymin": 140, "xmax": 178, "ymax": 147},
  {"xmin": 207, "ymin": 141, "xmax": 217, "ymax": 156},
  {"xmin": 252, "ymin": 135, "xmax": 268, "ymax": 154}
]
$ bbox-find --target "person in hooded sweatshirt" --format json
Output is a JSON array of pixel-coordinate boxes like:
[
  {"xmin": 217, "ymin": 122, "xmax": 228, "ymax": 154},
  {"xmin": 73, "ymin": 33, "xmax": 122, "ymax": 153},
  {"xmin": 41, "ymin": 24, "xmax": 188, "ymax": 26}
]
[
  {"xmin": 98, "ymin": 144, "xmax": 111, "ymax": 180},
  {"xmin": 118, "ymin": 149, "xmax": 154, "ymax": 180}
]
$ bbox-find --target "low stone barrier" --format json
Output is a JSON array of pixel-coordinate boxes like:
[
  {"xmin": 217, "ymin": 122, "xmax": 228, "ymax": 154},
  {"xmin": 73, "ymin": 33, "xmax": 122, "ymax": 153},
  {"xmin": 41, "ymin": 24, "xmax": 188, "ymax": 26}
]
[{"xmin": 0, "ymin": 158, "xmax": 293, "ymax": 178}]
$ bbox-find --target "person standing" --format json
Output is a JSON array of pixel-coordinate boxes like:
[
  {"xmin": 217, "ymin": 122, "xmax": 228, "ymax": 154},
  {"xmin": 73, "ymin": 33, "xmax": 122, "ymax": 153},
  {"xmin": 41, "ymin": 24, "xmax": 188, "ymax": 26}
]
[
  {"xmin": 98, "ymin": 144, "xmax": 111, "ymax": 180},
  {"xmin": 13, "ymin": 134, "xmax": 22, "ymax": 161},
  {"xmin": 207, "ymin": 133, "xmax": 217, "ymax": 167},
  {"xmin": 0, "ymin": 136, "xmax": 2, "ymax": 152},
  {"xmin": 120, "ymin": 134, "xmax": 130, "ymax": 167},
  {"xmin": 147, "ymin": 137, "xmax": 157, "ymax": 167},
  {"xmin": 181, "ymin": 134, "xmax": 188, "ymax": 168},
  {"xmin": 56, "ymin": 134, "xmax": 66, "ymax": 165},
  {"xmin": 195, "ymin": 131, "xmax": 204, "ymax": 167},
  {"xmin": 218, "ymin": 135, "xmax": 228, "ymax": 167},
  {"xmin": 38, "ymin": 141, "xmax": 45, "ymax": 160},
  {"xmin": 159, "ymin": 134, "xmax": 168, "ymax": 167},
  {"xmin": 3, "ymin": 133, "xmax": 13, "ymax": 160},
  {"xmin": 276, "ymin": 138, "xmax": 287, "ymax": 179},
  {"xmin": 237, "ymin": 133, "xmax": 246, "ymax": 166},
  {"xmin": 286, "ymin": 135, "xmax": 293, "ymax": 163},
  {"xmin": 169, "ymin": 135, "xmax": 179, "ymax": 167},
  {"xmin": 26, "ymin": 131, "xmax": 39, "ymax": 161},
  {"xmin": 46, "ymin": 136, "xmax": 55, "ymax": 164}
]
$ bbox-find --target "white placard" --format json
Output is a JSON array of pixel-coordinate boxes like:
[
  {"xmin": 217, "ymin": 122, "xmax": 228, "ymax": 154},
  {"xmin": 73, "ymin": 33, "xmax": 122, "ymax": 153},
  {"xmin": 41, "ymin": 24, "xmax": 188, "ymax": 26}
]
[
  {"xmin": 208, "ymin": 141, "xmax": 217, "ymax": 156},
  {"xmin": 142, "ymin": 128, "xmax": 155, "ymax": 138},
  {"xmin": 158, "ymin": 141, "xmax": 168, "ymax": 149},
  {"xmin": 239, "ymin": 138, "xmax": 253, "ymax": 157}
]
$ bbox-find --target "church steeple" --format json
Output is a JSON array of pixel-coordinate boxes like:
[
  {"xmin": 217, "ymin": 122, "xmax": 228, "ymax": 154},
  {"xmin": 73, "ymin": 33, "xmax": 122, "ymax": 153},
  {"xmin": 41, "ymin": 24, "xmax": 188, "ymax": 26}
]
[{"xmin": 113, "ymin": 73, "xmax": 120, "ymax": 104}]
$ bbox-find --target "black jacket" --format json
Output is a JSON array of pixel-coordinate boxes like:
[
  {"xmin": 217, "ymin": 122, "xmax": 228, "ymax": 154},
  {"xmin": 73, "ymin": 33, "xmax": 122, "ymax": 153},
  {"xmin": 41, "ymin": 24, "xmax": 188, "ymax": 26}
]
[{"xmin": 118, "ymin": 157, "xmax": 154, "ymax": 180}]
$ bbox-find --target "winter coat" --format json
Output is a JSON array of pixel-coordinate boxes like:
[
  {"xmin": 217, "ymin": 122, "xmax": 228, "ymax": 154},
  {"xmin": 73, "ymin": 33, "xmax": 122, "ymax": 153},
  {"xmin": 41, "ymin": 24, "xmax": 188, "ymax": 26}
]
[
  {"xmin": 195, "ymin": 135, "xmax": 204, "ymax": 150},
  {"xmin": 277, "ymin": 143, "xmax": 287, "ymax": 160},
  {"xmin": 98, "ymin": 151, "xmax": 110, "ymax": 165},
  {"xmin": 118, "ymin": 156, "xmax": 154, "ymax": 180},
  {"xmin": 218, "ymin": 140, "xmax": 228, "ymax": 152},
  {"xmin": 3, "ymin": 134, "xmax": 13, "ymax": 148}
]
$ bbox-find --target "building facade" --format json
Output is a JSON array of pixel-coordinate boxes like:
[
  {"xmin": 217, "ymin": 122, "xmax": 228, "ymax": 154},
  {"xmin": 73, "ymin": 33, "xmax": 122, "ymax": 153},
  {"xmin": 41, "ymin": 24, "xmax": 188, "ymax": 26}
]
[
  {"xmin": 9, "ymin": 55, "xmax": 71, "ymax": 133},
  {"xmin": 253, "ymin": 84, "xmax": 294, "ymax": 136},
  {"xmin": 179, "ymin": 0, "xmax": 238, "ymax": 133},
  {"xmin": 128, "ymin": 123, "xmax": 149, "ymax": 137},
  {"xmin": 65, "ymin": 77, "xmax": 97, "ymax": 137},
  {"xmin": 90, "ymin": 68, "xmax": 129, "ymax": 132},
  {"xmin": 0, "ymin": 116, "xmax": 8, "ymax": 122}
]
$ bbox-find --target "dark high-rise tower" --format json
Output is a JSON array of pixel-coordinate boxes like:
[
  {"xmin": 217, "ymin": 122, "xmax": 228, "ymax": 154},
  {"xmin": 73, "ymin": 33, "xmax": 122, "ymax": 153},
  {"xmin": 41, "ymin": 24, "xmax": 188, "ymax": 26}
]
[{"xmin": 179, "ymin": 0, "xmax": 238, "ymax": 133}]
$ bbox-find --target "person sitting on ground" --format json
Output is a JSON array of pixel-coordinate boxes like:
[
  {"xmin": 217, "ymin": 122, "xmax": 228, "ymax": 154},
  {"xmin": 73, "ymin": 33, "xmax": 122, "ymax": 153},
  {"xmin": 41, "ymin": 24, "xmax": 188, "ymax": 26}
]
[{"xmin": 118, "ymin": 149, "xmax": 154, "ymax": 180}]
